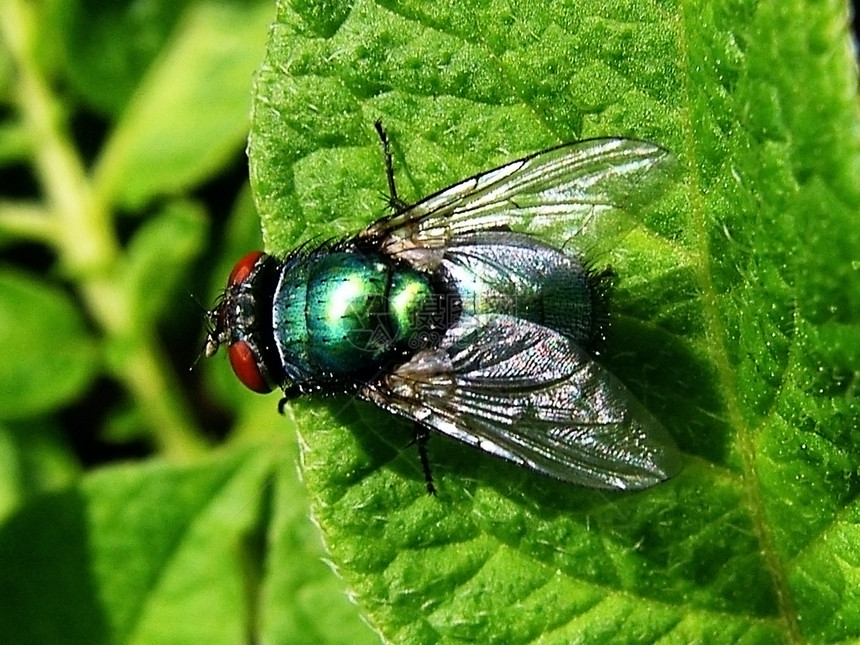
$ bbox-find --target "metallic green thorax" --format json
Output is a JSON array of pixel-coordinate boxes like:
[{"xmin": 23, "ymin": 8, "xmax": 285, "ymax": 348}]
[{"xmin": 272, "ymin": 250, "xmax": 438, "ymax": 380}]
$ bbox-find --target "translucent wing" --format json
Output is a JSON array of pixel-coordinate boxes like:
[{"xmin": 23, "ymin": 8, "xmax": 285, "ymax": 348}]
[
  {"xmin": 360, "ymin": 315, "xmax": 681, "ymax": 490},
  {"xmin": 359, "ymin": 138, "xmax": 677, "ymax": 265}
]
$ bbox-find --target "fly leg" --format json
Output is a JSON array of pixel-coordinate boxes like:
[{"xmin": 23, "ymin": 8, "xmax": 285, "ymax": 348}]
[
  {"xmin": 407, "ymin": 424, "xmax": 437, "ymax": 495},
  {"xmin": 374, "ymin": 120, "xmax": 410, "ymax": 213},
  {"xmin": 277, "ymin": 384, "xmax": 302, "ymax": 415}
]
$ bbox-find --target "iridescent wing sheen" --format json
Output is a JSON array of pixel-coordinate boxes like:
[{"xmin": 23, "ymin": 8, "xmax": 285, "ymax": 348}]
[
  {"xmin": 359, "ymin": 138, "xmax": 677, "ymax": 264},
  {"xmin": 359, "ymin": 314, "xmax": 682, "ymax": 490}
]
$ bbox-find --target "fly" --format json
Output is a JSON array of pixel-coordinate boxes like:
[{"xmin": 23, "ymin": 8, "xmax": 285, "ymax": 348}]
[{"xmin": 205, "ymin": 122, "xmax": 682, "ymax": 493}]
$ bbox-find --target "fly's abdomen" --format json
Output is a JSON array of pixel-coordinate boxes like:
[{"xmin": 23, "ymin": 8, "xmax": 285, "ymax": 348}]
[
  {"xmin": 273, "ymin": 251, "xmax": 437, "ymax": 381},
  {"xmin": 442, "ymin": 232, "xmax": 600, "ymax": 347}
]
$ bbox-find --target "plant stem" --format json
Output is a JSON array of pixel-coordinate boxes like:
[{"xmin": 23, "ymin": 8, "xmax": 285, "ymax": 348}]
[
  {"xmin": 0, "ymin": 201, "xmax": 56, "ymax": 243},
  {"xmin": 1, "ymin": 0, "xmax": 207, "ymax": 460}
]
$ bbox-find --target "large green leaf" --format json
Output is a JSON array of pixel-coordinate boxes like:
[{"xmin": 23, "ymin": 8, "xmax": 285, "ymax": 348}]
[{"xmin": 248, "ymin": 0, "xmax": 860, "ymax": 643}]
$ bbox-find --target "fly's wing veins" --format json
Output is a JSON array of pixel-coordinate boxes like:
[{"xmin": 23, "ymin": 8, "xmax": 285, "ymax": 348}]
[
  {"xmin": 360, "ymin": 314, "xmax": 681, "ymax": 490},
  {"xmin": 359, "ymin": 137, "xmax": 678, "ymax": 265}
]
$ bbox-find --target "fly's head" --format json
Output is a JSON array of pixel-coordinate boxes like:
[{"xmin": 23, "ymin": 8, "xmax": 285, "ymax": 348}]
[{"xmin": 205, "ymin": 250, "xmax": 282, "ymax": 393}]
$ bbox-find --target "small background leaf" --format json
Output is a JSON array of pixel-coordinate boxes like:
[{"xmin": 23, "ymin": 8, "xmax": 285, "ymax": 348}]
[
  {"xmin": 120, "ymin": 199, "xmax": 207, "ymax": 325},
  {"xmin": 93, "ymin": 0, "xmax": 273, "ymax": 209},
  {"xmin": 0, "ymin": 449, "xmax": 272, "ymax": 645},
  {"xmin": 0, "ymin": 420, "xmax": 79, "ymax": 521},
  {"xmin": 0, "ymin": 270, "xmax": 98, "ymax": 419},
  {"xmin": 58, "ymin": 0, "xmax": 194, "ymax": 116}
]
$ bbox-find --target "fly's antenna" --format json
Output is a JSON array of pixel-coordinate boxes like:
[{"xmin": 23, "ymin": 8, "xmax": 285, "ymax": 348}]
[
  {"xmin": 187, "ymin": 288, "xmax": 210, "ymax": 314},
  {"xmin": 188, "ymin": 288, "xmax": 218, "ymax": 372},
  {"xmin": 190, "ymin": 346, "xmax": 206, "ymax": 373}
]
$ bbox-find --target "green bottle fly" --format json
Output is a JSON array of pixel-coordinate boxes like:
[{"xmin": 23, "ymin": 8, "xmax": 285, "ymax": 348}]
[{"xmin": 206, "ymin": 127, "xmax": 682, "ymax": 492}]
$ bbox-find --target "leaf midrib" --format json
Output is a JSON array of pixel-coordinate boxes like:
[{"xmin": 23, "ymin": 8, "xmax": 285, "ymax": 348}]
[{"xmin": 673, "ymin": 6, "xmax": 801, "ymax": 643}]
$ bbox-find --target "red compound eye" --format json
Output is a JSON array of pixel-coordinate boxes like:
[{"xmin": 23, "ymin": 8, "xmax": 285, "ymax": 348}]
[
  {"xmin": 227, "ymin": 340, "xmax": 272, "ymax": 393},
  {"xmin": 228, "ymin": 251, "xmax": 265, "ymax": 287}
]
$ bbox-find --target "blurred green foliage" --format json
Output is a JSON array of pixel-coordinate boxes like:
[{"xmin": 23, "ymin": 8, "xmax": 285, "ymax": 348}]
[{"xmin": 0, "ymin": 0, "xmax": 378, "ymax": 643}]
